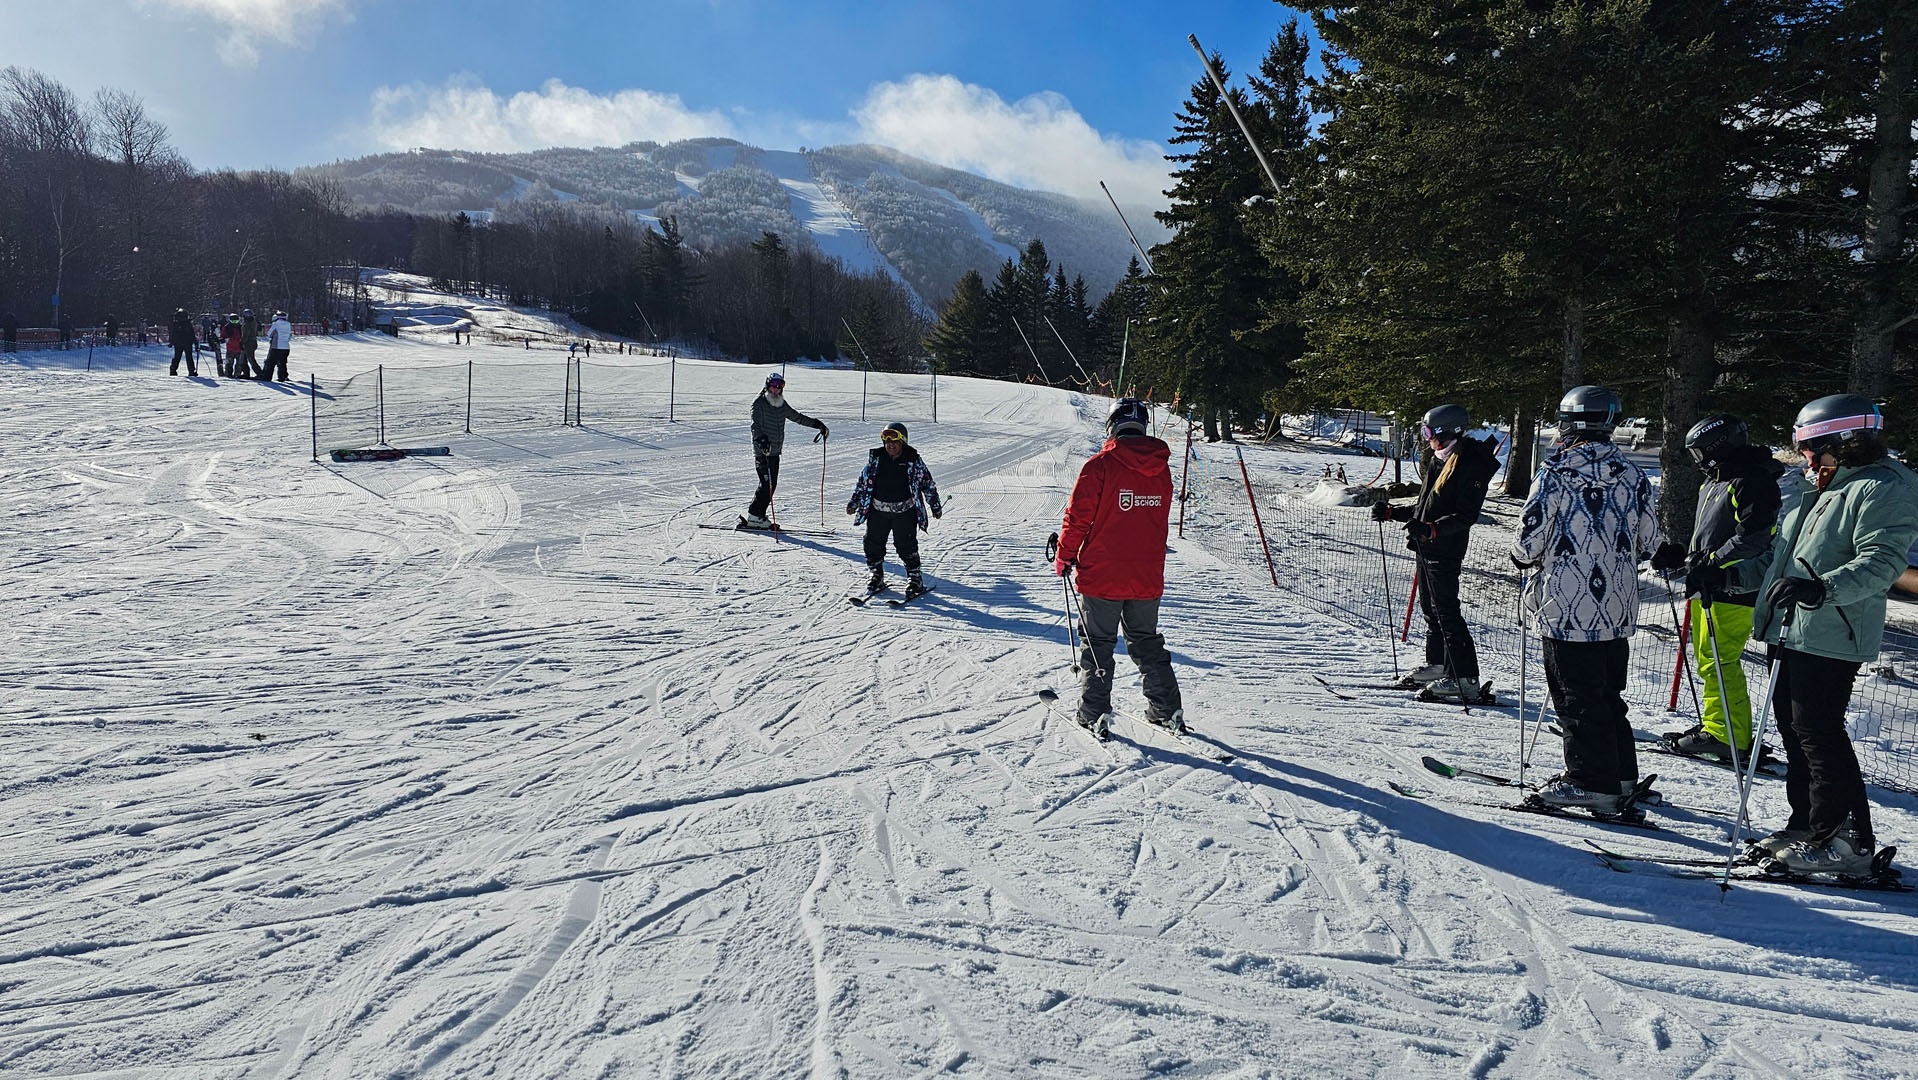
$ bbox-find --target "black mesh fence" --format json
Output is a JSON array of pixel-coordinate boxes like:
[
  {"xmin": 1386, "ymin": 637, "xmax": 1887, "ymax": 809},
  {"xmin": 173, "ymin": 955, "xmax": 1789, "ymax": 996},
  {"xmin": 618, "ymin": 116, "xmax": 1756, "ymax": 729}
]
[{"xmin": 1177, "ymin": 442, "xmax": 1918, "ymax": 795}]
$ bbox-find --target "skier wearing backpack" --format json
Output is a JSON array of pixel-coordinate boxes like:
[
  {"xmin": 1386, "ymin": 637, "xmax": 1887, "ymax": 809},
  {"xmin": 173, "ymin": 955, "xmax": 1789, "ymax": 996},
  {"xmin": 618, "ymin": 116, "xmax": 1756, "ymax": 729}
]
[
  {"xmin": 1745, "ymin": 395, "xmax": 1918, "ymax": 876},
  {"xmin": 846, "ymin": 422, "xmax": 942, "ymax": 599},
  {"xmin": 1647, "ymin": 414, "xmax": 1788, "ymax": 763},
  {"xmin": 741, "ymin": 372, "xmax": 827, "ymax": 529},
  {"xmin": 1511, "ymin": 386, "xmax": 1666, "ymax": 820},
  {"xmin": 1371, "ymin": 403, "xmax": 1501, "ymax": 702},
  {"xmin": 1055, "ymin": 399, "xmax": 1183, "ymax": 737}
]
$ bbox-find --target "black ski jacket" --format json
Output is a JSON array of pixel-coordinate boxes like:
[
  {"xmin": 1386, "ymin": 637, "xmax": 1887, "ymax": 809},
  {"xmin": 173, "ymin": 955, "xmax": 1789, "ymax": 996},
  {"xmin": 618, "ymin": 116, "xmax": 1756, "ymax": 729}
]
[
  {"xmin": 1394, "ymin": 434, "xmax": 1500, "ymax": 561},
  {"xmin": 1688, "ymin": 444, "xmax": 1786, "ymax": 606}
]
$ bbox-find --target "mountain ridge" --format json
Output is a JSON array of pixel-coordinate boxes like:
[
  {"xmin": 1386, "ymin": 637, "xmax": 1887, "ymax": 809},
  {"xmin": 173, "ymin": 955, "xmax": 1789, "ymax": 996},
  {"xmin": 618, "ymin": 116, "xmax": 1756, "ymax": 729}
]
[{"xmin": 297, "ymin": 139, "xmax": 1164, "ymax": 309}]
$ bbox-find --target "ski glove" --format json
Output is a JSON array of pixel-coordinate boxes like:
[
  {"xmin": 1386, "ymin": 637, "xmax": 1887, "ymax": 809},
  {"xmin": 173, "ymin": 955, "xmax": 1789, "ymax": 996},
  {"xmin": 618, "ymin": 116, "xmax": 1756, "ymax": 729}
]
[
  {"xmin": 1404, "ymin": 519, "xmax": 1437, "ymax": 544},
  {"xmin": 1764, "ymin": 575, "xmax": 1825, "ymax": 612},
  {"xmin": 815, "ymin": 424, "xmax": 830, "ymax": 441},
  {"xmin": 1053, "ymin": 557, "xmax": 1073, "ymax": 578},
  {"xmin": 1369, "ymin": 502, "xmax": 1395, "ymax": 522},
  {"xmin": 1649, "ymin": 541, "xmax": 1687, "ymax": 573},
  {"xmin": 1685, "ymin": 562, "xmax": 1726, "ymax": 598}
]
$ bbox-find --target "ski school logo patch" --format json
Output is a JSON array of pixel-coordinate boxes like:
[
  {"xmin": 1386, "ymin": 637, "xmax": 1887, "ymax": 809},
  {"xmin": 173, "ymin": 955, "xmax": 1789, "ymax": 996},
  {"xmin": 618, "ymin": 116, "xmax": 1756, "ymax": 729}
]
[{"xmin": 1118, "ymin": 489, "xmax": 1164, "ymax": 511}]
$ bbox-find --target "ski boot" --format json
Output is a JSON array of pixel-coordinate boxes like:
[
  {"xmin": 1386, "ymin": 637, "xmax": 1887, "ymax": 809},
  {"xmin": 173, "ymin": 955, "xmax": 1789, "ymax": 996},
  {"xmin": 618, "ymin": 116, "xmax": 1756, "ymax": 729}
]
[
  {"xmin": 738, "ymin": 513, "xmax": 775, "ymax": 531},
  {"xmin": 900, "ymin": 572, "xmax": 929, "ymax": 601},
  {"xmin": 1530, "ymin": 774, "xmax": 1646, "ymax": 823},
  {"xmin": 1149, "ymin": 708, "xmax": 1186, "ymax": 736},
  {"xmin": 1394, "ymin": 663, "xmax": 1447, "ymax": 690},
  {"xmin": 1079, "ymin": 712, "xmax": 1111, "ymax": 741}
]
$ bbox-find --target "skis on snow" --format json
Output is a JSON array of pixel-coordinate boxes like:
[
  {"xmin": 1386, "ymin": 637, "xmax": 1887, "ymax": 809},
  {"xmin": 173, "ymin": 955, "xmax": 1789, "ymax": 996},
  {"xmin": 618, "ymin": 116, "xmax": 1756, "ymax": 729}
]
[
  {"xmin": 1416, "ymin": 756, "xmax": 1662, "ymax": 830},
  {"xmin": 1586, "ymin": 840, "xmax": 1909, "ymax": 892}
]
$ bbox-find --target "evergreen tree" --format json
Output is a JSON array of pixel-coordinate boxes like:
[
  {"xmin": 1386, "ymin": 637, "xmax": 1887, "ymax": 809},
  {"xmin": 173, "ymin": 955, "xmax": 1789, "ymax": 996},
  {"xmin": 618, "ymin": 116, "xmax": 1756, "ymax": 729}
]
[{"xmin": 925, "ymin": 269, "xmax": 989, "ymax": 375}]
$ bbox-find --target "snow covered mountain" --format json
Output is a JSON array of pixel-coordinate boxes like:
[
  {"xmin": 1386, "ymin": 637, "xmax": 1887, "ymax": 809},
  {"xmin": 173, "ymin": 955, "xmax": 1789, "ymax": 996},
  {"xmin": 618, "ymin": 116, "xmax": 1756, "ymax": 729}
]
[{"xmin": 299, "ymin": 139, "xmax": 1163, "ymax": 310}]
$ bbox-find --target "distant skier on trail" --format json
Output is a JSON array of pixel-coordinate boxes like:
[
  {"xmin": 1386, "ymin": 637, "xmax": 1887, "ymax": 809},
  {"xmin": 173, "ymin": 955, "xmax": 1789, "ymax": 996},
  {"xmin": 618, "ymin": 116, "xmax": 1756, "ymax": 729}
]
[
  {"xmin": 1510, "ymin": 386, "xmax": 1664, "ymax": 821},
  {"xmin": 1371, "ymin": 403, "xmax": 1500, "ymax": 702},
  {"xmin": 741, "ymin": 372, "xmax": 827, "ymax": 530},
  {"xmin": 846, "ymin": 422, "xmax": 942, "ymax": 600},
  {"xmin": 1745, "ymin": 394, "xmax": 1918, "ymax": 875},
  {"xmin": 167, "ymin": 308, "xmax": 196, "ymax": 376},
  {"xmin": 1055, "ymin": 398, "xmax": 1183, "ymax": 736},
  {"xmin": 1648, "ymin": 414, "xmax": 1789, "ymax": 763},
  {"xmin": 260, "ymin": 311, "xmax": 292, "ymax": 381},
  {"xmin": 221, "ymin": 314, "xmax": 243, "ymax": 378}
]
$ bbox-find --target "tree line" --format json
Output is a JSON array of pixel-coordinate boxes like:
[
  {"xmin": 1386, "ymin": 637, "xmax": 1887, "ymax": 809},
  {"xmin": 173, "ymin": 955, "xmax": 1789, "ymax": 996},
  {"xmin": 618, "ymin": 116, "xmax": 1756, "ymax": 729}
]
[{"xmin": 922, "ymin": 2, "xmax": 1914, "ymax": 537}]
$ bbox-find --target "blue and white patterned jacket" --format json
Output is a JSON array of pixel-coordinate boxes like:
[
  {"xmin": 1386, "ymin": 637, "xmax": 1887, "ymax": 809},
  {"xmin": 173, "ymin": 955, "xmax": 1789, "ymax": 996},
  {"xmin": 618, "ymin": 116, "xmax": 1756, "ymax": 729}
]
[
  {"xmin": 1512, "ymin": 440, "xmax": 1664, "ymax": 642},
  {"xmin": 847, "ymin": 446, "xmax": 943, "ymax": 529}
]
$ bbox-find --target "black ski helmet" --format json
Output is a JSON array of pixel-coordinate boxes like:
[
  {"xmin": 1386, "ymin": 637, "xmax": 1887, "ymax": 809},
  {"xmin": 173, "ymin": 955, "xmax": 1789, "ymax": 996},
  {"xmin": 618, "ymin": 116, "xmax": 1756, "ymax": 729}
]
[
  {"xmin": 1107, "ymin": 397, "xmax": 1151, "ymax": 438},
  {"xmin": 1557, "ymin": 385, "xmax": 1623, "ymax": 439},
  {"xmin": 1792, "ymin": 393, "xmax": 1886, "ymax": 460},
  {"xmin": 1420, "ymin": 403, "xmax": 1470, "ymax": 442},
  {"xmin": 1684, "ymin": 414, "xmax": 1747, "ymax": 467}
]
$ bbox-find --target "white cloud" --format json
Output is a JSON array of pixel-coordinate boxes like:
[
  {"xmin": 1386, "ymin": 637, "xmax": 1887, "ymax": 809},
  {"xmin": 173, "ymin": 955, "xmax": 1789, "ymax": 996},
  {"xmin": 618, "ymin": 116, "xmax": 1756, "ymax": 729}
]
[
  {"xmin": 367, "ymin": 78, "xmax": 737, "ymax": 153},
  {"xmin": 142, "ymin": 0, "xmax": 352, "ymax": 67},
  {"xmin": 850, "ymin": 74, "xmax": 1170, "ymax": 208}
]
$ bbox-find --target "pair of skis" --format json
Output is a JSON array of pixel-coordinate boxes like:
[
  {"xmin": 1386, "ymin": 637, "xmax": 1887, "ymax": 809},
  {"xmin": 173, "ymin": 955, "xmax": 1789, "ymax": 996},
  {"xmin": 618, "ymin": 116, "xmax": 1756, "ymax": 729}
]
[
  {"xmin": 1313, "ymin": 674, "xmax": 1498, "ymax": 708},
  {"xmin": 847, "ymin": 581, "xmax": 932, "ymax": 608},
  {"xmin": 696, "ymin": 521, "xmax": 837, "ymax": 539},
  {"xmin": 1035, "ymin": 688, "xmax": 1232, "ymax": 762}
]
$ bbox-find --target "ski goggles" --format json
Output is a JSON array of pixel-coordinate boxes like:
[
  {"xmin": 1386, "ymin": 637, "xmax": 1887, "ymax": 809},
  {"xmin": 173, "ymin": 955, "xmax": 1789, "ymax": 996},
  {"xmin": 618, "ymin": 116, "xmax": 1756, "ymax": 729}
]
[
  {"xmin": 1792, "ymin": 411, "xmax": 1881, "ymax": 449},
  {"xmin": 1419, "ymin": 424, "xmax": 1457, "ymax": 442},
  {"xmin": 881, "ymin": 430, "xmax": 904, "ymax": 443}
]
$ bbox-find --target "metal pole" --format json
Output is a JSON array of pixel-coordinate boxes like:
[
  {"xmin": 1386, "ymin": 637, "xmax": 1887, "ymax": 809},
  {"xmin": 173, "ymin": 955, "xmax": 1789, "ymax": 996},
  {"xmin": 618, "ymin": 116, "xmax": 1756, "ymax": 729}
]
[
  {"xmin": 1116, "ymin": 320, "xmax": 1130, "ymax": 395},
  {"xmin": 310, "ymin": 372, "xmax": 318, "ymax": 462},
  {"xmin": 932, "ymin": 365, "xmax": 937, "ymax": 423},
  {"xmin": 1187, "ymin": 34, "xmax": 1288, "ymax": 200},
  {"xmin": 1699, "ymin": 594, "xmax": 1748, "ymax": 836},
  {"xmin": 1177, "ymin": 414, "xmax": 1193, "ymax": 538},
  {"xmin": 465, "ymin": 359, "xmax": 472, "ymax": 434},
  {"xmin": 1042, "ymin": 314, "xmax": 1093, "ymax": 386},
  {"xmin": 841, "ymin": 318, "xmax": 873, "ymax": 422},
  {"xmin": 1720, "ymin": 607, "xmax": 1795, "ymax": 889},
  {"xmin": 377, "ymin": 364, "xmax": 385, "ymax": 445},
  {"xmin": 1377, "ymin": 520, "xmax": 1400, "ymax": 681},
  {"xmin": 1233, "ymin": 444, "xmax": 1279, "ymax": 587},
  {"xmin": 1517, "ymin": 571, "xmax": 1529, "ymax": 790},
  {"xmin": 1009, "ymin": 316, "xmax": 1051, "ymax": 384},
  {"xmin": 669, "ymin": 353, "xmax": 676, "ymax": 422},
  {"xmin": 1665, "ymin": 581, "xmax": 1702, "ymax": 716},
  {"xmin": 1401, "ymin": 571, "xmax": 1420, "ymax": 643},
  {"xmin": 820, "ymin": 435, "xmax": 827, "ymax": 527},
  {"xmin": 1098, "ymin": 181, "xmax": 1155, "ymax": 275}
]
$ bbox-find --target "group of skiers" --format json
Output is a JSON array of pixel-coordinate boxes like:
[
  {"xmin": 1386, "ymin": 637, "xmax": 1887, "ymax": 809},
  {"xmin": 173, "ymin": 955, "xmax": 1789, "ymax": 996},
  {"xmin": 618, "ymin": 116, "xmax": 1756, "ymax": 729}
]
[
  {"xmin": 1397, "ymin": 387, "xmax": 1916, "ymax": 877},
  {"xmin": 166, "ymin": 307, "xmax": 293, "ymax": 380},
  {"xmin": 739, "ymin": 374, "xmax": 1917, "ymax": 879}
]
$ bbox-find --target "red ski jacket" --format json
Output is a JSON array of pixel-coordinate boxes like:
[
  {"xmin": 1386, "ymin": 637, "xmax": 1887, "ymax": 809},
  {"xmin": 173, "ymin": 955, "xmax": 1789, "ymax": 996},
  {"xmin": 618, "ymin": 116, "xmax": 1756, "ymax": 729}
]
[{"xmin": 1056, "ymin": 435, "xmax": 1174, "ymax": 600}]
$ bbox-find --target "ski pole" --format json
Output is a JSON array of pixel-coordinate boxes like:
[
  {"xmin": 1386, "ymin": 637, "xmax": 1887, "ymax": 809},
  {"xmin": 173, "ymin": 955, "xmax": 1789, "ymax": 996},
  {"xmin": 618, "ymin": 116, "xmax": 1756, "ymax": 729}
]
[
  {"xmin": 1375, "ymin": 520, "xmax": 1399, "ymax": 681},
  {"xmin": 1698, "ymin": 591, "xmax": 1748, "ymax": 836},
  {"xmin": 1413, "ymin": 549, "xmax": 1471, "ymax": 713},
  {"xmin": 1720, "ymin": 604, "xmax": 1795, "ymax": 892},
  {"xmin": 818, "ymin": 431, "xmax": 827, "ymax": 527},
  {"xmin": 1046, "ymin": 533, "xmax": 1081, "ymax": 672},
  {"xmin": 1664, "ymin": 576, "xmax": 1702, "ymax": 718},
  {"xmin": 1517, "ymin": 570, "xmax": 1530, "ymax": 791}
]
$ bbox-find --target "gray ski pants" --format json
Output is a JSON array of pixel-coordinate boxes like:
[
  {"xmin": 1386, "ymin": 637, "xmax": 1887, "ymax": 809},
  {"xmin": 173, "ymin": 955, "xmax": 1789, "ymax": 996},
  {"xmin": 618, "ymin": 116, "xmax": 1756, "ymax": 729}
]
[{"xmin": 1076, "ymin": 594, "xmax": 1181, "ymax": 725}]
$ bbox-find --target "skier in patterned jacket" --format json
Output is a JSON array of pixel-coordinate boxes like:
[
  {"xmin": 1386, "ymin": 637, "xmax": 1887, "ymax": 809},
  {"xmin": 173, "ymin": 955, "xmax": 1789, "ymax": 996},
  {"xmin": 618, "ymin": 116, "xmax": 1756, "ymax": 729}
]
[
  {"xmin": 846, "ymin": 422, "xmax": 942, "ymax": 598},
  {"xmin": 1511, "ymin": 386, "xmax": 1665, "ymax": 819}
]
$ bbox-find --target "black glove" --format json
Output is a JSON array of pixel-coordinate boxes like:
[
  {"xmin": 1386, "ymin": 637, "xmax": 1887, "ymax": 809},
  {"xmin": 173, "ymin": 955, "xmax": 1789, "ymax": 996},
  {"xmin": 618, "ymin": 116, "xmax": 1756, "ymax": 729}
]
[
  {"xmin": 1764, "ymin": 575, "xmax": 1825, "ymax": 612},
  {"xmin": 1404, "ymin": 519, "xmax": 1437, "ymax": 545},
  {"xmin": 1686, "ymin": 561, "xmax": 1726, "ymax": 598},
  {"xmin": 1369, "ymin": 502, "xmax": 1393, "ymax": 522},
  {"xmin": 1649, "ymin": 541, "xmax": 1687, "ymax": 573}
]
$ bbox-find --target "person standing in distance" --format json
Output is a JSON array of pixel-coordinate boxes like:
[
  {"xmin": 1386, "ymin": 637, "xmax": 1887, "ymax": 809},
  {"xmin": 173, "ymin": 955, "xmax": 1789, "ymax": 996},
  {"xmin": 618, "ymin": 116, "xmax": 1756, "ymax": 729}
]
[
  {"xmin": 1647, "ymin": 414, "xmax": 1786, "ymax": 762},
  {"xmin": 1511, "ymin": 386, "xmax": 1665, "ymax": 820},
  {"xmin": 846, "ymin": 422, "xmax": 942, "ymax": 599},
  {"xmin": 741, "ymin": 372, "xmax": 827, "ymax": 530},
  {"xmin": 1746, "ymin": 395, "xmax": 1918, "ymax": 875},
  {"xmin": 1372, "ymin": 403, "xmax": 1501, "ymax": 702},
  {"xmin": 260, "ymin": 312, "xmax": 293, "ymax": 381},
  {"xmin": 1055, "ymin": 398, "xmax": 1183, "ymax": 737},
  {"xmin": 167, "ymin": 308, "xmax": 197, "ymax": 376}
]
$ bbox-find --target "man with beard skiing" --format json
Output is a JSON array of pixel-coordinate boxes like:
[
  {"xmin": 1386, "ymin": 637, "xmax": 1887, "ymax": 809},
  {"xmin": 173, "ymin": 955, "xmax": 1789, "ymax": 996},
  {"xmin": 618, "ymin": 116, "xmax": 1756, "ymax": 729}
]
[
  {"xmin": 1511, "ymin": 386, "xmax": 1665, "ymax": 820},
  {"xmin": 1745, "ymin": 395, "xmax": 1918, "ymax": 876},
  {"xmin": 1055, "ymin": 398, "xmax": 1183, "ymax": 739},
  {"xmin": 846, "ymin": 422, "xmax": 942, "ymax": 600},
  {"xmin": 1372, "ymin": 404, "xmax": 1501, "ymax": 703},
  {"xmin": 741, "ymin": 372, "xmax": 827, "ymax": 530},
  {"xmin": 1648, "ymin": 414, "xmax": 1787, "ymax": 764}
]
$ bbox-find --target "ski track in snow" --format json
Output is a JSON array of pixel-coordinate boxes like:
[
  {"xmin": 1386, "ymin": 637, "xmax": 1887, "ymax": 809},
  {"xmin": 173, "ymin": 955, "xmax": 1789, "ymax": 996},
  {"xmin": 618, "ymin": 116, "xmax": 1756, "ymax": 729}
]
[{"xmin": 2, "ymin": 337, "xmax": 1917, "ymax": 1078}]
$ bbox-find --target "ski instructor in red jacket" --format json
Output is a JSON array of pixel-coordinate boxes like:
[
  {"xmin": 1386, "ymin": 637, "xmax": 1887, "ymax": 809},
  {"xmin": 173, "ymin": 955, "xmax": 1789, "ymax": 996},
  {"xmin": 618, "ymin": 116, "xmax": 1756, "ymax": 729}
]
[{"xmin": 1054, "ymin": 398, "xmax": 1184, "ymax": 735}]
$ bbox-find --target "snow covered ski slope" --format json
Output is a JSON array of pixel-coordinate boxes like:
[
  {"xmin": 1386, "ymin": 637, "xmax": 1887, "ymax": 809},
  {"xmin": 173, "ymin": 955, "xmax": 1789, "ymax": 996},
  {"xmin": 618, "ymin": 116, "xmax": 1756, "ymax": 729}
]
[{"xmin": 4, "ymin": 335, "xmax": 1918, "ymax": 1078}]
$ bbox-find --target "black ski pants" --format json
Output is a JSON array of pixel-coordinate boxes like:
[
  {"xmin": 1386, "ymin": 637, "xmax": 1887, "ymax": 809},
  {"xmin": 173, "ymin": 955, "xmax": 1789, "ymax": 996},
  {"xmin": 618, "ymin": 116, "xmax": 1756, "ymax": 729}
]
[
  {"xmin": 1542, "ymin": 637, "xmax": 1636, "ymax": 793},
  {"xmin": 261, "ymin": 348, "xmax": 289, "ymax": 381},
  {"xmin": 1771, "ymin": 647, "xmax": 1871, "ymax": 846},
  {"xmin": 862, "ymin": 509, "xmax": 920, "ymax": 573},
  {"xmin": 748, "ymin": 452, "xmax": 780, "ymax": 519},
  {"xmin": 1076, "ymin": 594, "xmax": 1182, "ymax": 726},
  {"xmin": 170, "ymin": 343, "xmax": 197, "ymax": 375},
  {"xmin": 1417, "ymin": 554, "xmax": 1478, "ymax": 681}
]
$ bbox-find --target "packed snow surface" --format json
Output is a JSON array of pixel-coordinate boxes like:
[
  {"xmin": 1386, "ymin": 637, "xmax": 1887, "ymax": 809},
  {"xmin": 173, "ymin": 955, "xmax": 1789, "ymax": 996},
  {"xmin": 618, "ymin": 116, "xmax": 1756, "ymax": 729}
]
[{"xmin": 5, "ymin": 330, "xmax": 1918, "ymax": 1079}]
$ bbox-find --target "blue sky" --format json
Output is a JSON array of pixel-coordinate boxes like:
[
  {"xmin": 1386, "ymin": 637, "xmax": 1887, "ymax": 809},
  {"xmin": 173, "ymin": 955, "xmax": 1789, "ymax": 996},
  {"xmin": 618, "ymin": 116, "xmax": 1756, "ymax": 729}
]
[{"xmin": 3, "ymin": 0, "xmax": 1312, "ymax": 206}]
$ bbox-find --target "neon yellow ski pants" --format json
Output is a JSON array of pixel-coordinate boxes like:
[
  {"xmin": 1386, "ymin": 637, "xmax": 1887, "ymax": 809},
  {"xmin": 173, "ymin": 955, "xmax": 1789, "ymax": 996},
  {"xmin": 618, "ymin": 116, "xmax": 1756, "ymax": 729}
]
[{"xmin": 1691, "ymin": 598, "xmax": 1754, "ymax": 750}]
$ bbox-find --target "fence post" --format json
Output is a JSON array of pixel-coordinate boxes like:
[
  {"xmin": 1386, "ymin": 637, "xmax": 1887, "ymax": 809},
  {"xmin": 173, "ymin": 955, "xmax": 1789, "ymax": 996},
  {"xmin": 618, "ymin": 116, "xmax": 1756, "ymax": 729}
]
[
  {"xmin": 932, "ymin": 366, "xmax": 937, "ymax": 423},
  {"xmin": 1234, "ymin": 444, "xmax": 1279, "ymax": 588},
  {"xmin": 669, "ymin": 353, "xmax": 676, "ymax": 422},
  {"xmin": 377, "ymin": 365, "xmax": 386, "ymax": 446},
  {"xmin": 465, "ymin": 360, "xmax": 472, "ymax": 433},
  {"xmin": 310, "ymin": 373, "xmax": 318, "ymax": 461}
]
